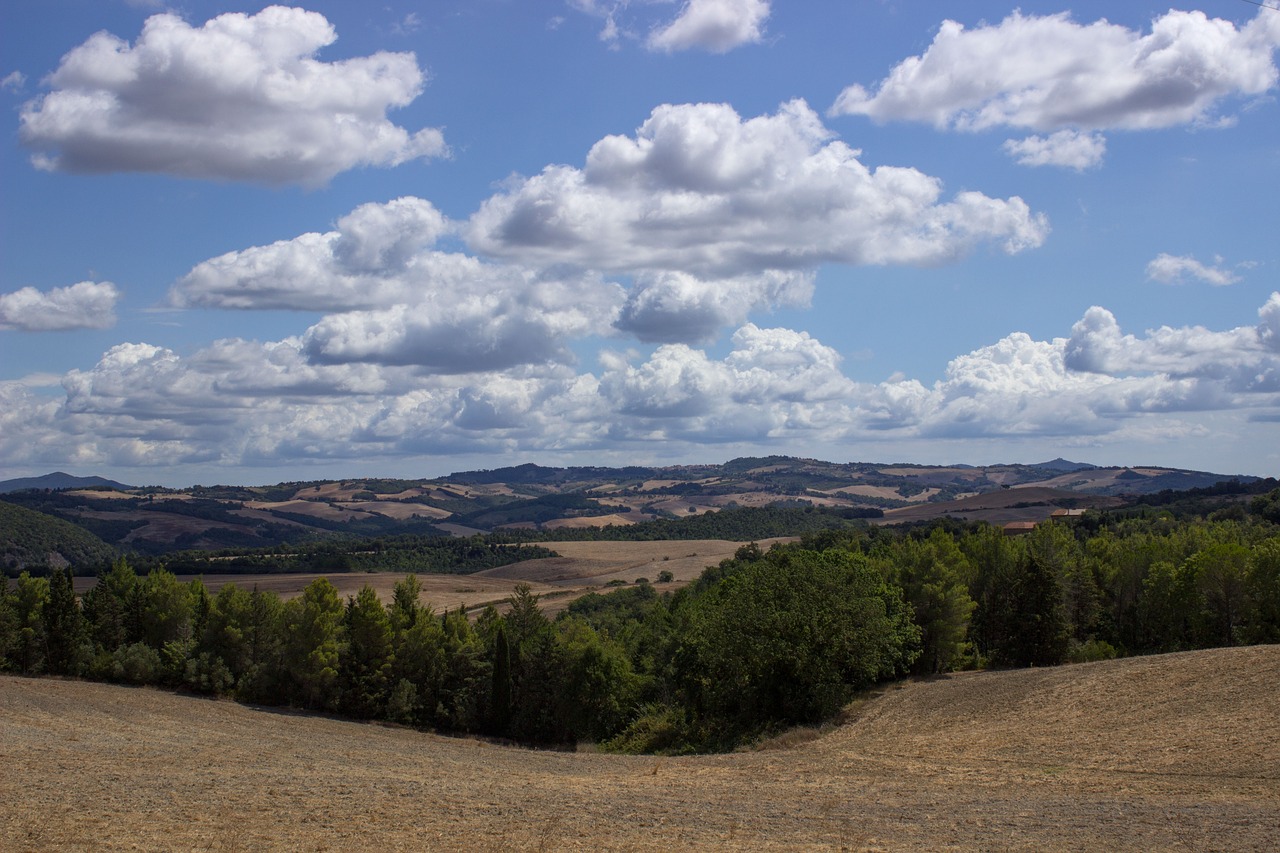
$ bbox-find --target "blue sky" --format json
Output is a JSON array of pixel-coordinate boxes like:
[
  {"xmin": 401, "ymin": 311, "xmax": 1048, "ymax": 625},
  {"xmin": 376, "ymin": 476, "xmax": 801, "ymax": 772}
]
[{"xmin": 1, "ymin": 0, "xmax": 1278, "ymax": 486}]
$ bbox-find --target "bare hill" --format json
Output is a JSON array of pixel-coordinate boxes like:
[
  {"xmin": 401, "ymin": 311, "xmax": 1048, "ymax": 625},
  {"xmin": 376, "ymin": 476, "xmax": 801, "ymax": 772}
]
[{"xmin": 3, "ymin": 646, "xmax": 1276, "ymax": 851}]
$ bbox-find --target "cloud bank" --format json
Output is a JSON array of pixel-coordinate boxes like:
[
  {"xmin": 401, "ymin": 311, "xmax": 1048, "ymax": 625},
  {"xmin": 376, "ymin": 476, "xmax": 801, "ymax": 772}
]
[
  {"xmin": 5, "ymin": 292, "xmax": 1275, "ymax": 472},
  {"xmin": 19, "ymin": 6, "xmax": 445, "ymax": 185}
]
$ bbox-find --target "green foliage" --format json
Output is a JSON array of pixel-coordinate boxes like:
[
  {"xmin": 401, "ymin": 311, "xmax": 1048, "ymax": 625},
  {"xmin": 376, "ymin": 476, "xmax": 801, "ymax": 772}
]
[
  {"xmin": 339, "ymin": 586, "xmax": 395, "ymax": 718},
  {"xmin": 43, "ymin": 567, "xmax": 83, "ymax": 675},
  {"xmin": 0, "ymin": 499, "xmax": 116, "ymax": 574},
  {"xmin": 879, "ymin": 529, "xmax": 976, "ymax": 674},
  {"xmin": 10, "ymin": 500, "xmax": 1279, "ymax": 754},
  {"xmin": 670, "ymin": 548, "xmax": 919, "ymax": 748},
  {"xmin": 281, "ymin": 579, "xmax": 344, "ymax": 709}
]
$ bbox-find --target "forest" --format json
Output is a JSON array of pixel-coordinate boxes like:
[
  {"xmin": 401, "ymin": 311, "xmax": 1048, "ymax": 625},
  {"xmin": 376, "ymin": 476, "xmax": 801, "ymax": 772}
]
[{"xmin": 2, "ymin": 494, "xmax": 1278, "ymax": 753}]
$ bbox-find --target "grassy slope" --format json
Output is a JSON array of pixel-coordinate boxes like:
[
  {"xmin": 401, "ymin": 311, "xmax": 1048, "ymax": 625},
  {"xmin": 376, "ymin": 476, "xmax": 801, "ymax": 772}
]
[
  {"xmin": 2, "ymin": 645, "xmax": 1276, "ymax": 851},
  {"xmin": 0, "ymin": 499, "xmax": 116, "ymax": 571}
]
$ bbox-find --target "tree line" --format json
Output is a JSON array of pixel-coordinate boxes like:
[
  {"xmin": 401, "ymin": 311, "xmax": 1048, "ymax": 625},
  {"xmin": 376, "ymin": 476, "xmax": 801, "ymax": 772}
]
[{"xmin": 1, "ymin": 506, "xmax": 1277, "ymax": 753}]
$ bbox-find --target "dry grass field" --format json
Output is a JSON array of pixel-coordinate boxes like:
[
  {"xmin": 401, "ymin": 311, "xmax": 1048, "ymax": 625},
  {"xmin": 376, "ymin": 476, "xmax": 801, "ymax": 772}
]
[
  {"xmin": 68, "ymin": 538, "xmax": 792, "ymax": 618},
  {"xmin": 2, "ymin": 645, "xmax": 1276, "ymax": 851}
]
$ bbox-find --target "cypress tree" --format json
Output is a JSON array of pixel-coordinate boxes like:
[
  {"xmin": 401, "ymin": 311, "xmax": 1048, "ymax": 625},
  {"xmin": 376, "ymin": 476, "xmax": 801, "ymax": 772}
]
[{"xmin": 489, "ymin": 622, "xmax": 512, "ymax": 736}]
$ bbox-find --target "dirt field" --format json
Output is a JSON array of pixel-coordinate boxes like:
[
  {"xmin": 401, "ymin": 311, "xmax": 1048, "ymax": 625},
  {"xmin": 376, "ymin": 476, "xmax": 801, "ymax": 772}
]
[
  {"xmin": 2, "ymin": 645, "xmax": 1276, "ymax": 851},
  {"xmin": 68, "ymin": 539, "xmax": 789, "ymax": 618}
]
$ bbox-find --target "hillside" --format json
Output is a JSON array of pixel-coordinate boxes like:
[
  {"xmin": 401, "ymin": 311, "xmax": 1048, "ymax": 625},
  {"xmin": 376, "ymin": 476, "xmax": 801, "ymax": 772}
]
[
  {"xmin": 0, "ymin": 472, "xmax": 133, "ymax": 493},
  {"xmin": 0, "ymin": 500, "xmax": 116, "ymax": 572},
  {"xmin": 2, "ymin": 456, "xmax": 1266, "ymax": 560},
  {"xmin": 2, "ymin": 645, "xmax": 1275, "ymax": 850}
]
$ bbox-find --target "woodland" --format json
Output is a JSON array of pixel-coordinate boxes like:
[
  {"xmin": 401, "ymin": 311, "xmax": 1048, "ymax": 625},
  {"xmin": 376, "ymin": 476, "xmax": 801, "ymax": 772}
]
[{"xmin": 3, "ymin": 488, "xmax": 1279, "ymax": 753}]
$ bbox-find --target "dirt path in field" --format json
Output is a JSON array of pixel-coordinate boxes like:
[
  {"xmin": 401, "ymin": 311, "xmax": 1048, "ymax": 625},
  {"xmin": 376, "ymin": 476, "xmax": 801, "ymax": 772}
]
[{"xmin": 2, "ymin": 645, "xmax": 1277, "ymax": 851}]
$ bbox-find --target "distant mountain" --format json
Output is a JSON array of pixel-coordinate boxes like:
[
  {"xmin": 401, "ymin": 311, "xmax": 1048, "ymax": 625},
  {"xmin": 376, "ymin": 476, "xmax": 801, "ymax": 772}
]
[
  {"xmin": 0, "ymin": 472, "xmax": 134, "ymax": 494},
  {"xmin": 1032, "ymin": 458, "xmax": 1098, "ymax": 473}
]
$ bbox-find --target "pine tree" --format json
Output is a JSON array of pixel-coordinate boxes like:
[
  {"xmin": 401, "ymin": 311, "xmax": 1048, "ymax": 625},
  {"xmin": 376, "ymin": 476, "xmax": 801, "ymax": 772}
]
[
  {"xmin": 43, "ymin": 567, "xmax": 82, "ymax": 675},
  {"xmin": 339, "ymin": 585, "xmax": 395, "ymax": 719}
]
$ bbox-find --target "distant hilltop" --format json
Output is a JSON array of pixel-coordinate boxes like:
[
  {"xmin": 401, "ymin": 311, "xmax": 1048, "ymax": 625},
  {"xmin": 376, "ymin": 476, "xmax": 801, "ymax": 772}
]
[
  {"xmin": 0, "ymin": 455, "xmax": 1270, "ymax": 560},
  {"xmin": 0, "ymin": 472, "xmax": 134, "ymax": 494}
]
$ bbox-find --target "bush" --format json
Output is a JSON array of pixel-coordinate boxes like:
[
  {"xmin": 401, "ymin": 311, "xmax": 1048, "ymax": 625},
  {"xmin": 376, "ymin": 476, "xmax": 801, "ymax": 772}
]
[
  {"xmin": 112, "ymin": 642, "xmax": 162, "ymax": 684},
  {"xmin": 1066, "ymin": 639, "xmax": 1118, "ymax": 664}
]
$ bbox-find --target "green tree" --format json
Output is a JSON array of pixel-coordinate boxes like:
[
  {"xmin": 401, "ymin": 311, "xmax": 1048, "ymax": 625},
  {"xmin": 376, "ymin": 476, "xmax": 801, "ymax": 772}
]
[
  {"xmin": 1185, "ymin": 543, "xmax": 1250, "ymax": 647},
  {"xmin": 675, "ymin": 548, "xmax": 919, "ymax": 747},
  {"xmin": 339, "ymin": 585, "xmax": 395, "ymax": 718},
  {"xmin": 81, "ymin": 557, "xmax": 139, "ymax": 654},
  {"xmin": 1002, "ymin": 554, "xmax": 1070, "ymax": 667},
  {"xmin": 489, "ymin": 620, "xmax": 513, "ymax": 735},
  {"xmin": 0, "ymin": 575, "xmax": 18, "ymax": 672},
  {"xmin": 558, "ymin": 616, "xmax": 639, "ymax": 743},
  {"xmin": 199, "ymin": 583, "xmax": 284, "ymax": 701},
  {"xmin": 1244, "ymin": 538, "xmax": 1280, "ymax": 643},
  {"xmin": 10, "ymin": 573, "xmax": 49, "ymax": 674},
  {"xmin": 43, "ymin": 567, "xmax": 83, "ymax": 675},
  {"xmin": 436, "ymin": 607, "xmax": 489, "ymax": 731},
  {"xmin": 282, "ymin": 578, "xmax": 344, "ymax": 709},
  {"xmin": 888, "ymin": 530, "xmax": 976, "ymax": 674}
]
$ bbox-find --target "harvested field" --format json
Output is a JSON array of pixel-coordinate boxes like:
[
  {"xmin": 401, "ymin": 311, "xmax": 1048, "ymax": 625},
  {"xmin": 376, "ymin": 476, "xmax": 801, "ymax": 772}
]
[
  {"xmin": 480, "ymin": 538, "xmax": 795, "ymax": 587},
  {"xmin": 2, "ymin": 646, "xmax": 1276, "ymax": 851},
  {"xmin": 67, "ymin": 540, "xmax": 791, "ymax": 618},
  {"xmin": 70, "ymin": 572, "xmax": 565, "ymax": 615}
]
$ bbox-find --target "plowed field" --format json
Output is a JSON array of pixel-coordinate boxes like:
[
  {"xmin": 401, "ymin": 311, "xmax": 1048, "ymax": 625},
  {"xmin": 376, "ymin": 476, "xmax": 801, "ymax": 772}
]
[{"xmin": 3, "ymin": 645, "xmax": 1277, "ymax": 850}]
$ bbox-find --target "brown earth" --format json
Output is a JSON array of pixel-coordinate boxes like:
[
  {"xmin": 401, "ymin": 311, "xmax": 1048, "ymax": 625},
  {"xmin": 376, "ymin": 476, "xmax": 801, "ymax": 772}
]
[
  {"xmin": 2, "ymin": 645, "xmax": 1276, "ymax": 851},
  {"xmin": 878, "ymin": 486, "xmax": 1123, "ymax": 526},
  {"xmin": 68, "ymin": 539, "xmax": 789, "ymax": 618}
]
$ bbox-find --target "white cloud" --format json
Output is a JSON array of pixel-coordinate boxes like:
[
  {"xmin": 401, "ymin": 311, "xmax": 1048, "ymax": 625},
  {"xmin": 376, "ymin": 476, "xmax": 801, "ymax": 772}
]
[
  {"xmin": 1064, "ymin": 302, "xmax": 1278, "ymax": 394},
  {"xmin": 19, "ymin": 7, "xmax": 445, "ymax": 186},
  {"xmin": 1146, "ymin": 253, "xmax": 1242, "ymax": 286},
  {"xmin": 647, "ymin": 0, "xmax": 770, "ymax": 54},
  {"xmin": 299, "ymin": 273, "xmax": 620, "ymax": 373},
  {"xmin": 468, "ymin": 99, "xmax": 1047, "ymax": 280},
  {"xmin": 171, "ymin": 197, "xmax": 452, "ymax": 311},
  {"xmin": 170, "ymin": 197, "xmax": 624, "ymax": 372},
  {"xmin": 615, "ymin": 270, "xmax": 812, "ymax": 343},
  {"xmin": 1003, "ymin": 130, "xmax": 1106, "ymax": 170},
  {"xmin": 0, "ymin": 281, "xmax": 120, "ymax": 331},
  {"xmin": 1, "ymin": 71, "xmax": 26, "ymax": 92},
  {"xmin": 7, "ymin": 294, "xmax": 1279, "ymax": 472},
  {"xmin": 831, "ymin": 9, "xmax": 1280, "ymax": 167}
]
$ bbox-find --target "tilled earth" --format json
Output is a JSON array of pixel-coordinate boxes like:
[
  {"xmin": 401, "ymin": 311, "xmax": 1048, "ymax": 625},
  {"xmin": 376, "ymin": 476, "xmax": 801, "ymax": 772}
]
[{"xmin": 2, "ymin": 645, "xmax": 1277, "ymax": 851}]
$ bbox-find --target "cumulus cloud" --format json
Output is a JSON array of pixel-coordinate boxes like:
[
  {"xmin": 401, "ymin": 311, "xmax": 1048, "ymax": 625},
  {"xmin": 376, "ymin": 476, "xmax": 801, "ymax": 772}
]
[
  {"xmin": 19, "ymin": 6, "xmax": 445, "ymax": 186},
  {"xmin": 1064, "ymin": 302, "xmax": 1278, "ymax": 395},
  {"xmin": 1, "ymin": 71, "xmax": 26, "ymax": 92},
  {"xmin": 170, "ymin": 197, "xmax": 623, "ymax": 372},
  {"xmin": 831, "ymin": 9, "xmax": 1280, "ymax": 168},
  {"xmin": 299, "ymin": 273, "xmax": 619, "ymax": 373},
  {"xmin": 1002, "ymin": 130, "xmax": 1106, "ymax": 171},
  {"xmin": 6, "ymin": 294, "xmax": 1279, "ymax": 470},
  {"xmin": 647, "ymin": 0, "xmax": 770, "ymax": 54},
  {"xmin": 615, "ymin": 270, "xmax": 812, "ymax": 343},
  {"xmin": 468, "ymin": 99, "xmax": 1047, "ymax": 279},
  {"xmin": 0, "ymin": 281, "xmax": 120, "ymax": 331},
  {"xmin": 1146, "ymin": 253, "xmax": 1242, "ymax": 286}
]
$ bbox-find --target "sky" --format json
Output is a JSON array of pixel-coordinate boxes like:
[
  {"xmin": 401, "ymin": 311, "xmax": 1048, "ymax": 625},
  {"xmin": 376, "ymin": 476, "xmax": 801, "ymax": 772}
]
[{"xmin": 1, "ymin": 0, "xmax": 1278, "ymax": 487}]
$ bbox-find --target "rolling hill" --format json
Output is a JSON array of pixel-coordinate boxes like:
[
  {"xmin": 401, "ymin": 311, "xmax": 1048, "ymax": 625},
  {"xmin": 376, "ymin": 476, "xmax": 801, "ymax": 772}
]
[
  {"xmin": 1, "ymin": 455, "xmax": 1267, "ymax": 561},
  {"xmin": 2, "ymin": 644, "xmax": 1275, "ymax": 850}
]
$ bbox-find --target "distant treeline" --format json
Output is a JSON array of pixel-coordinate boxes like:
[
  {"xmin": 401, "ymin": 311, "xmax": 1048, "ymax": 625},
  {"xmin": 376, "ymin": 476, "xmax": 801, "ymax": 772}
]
[
  {"xmin": 138, "ymin": 536, "xmax": 558, "ymax": 576},
  {"xmin": 3, "ymin": 497, "xmax": 1277, "ymax": 753}
]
